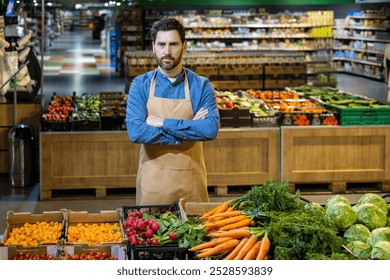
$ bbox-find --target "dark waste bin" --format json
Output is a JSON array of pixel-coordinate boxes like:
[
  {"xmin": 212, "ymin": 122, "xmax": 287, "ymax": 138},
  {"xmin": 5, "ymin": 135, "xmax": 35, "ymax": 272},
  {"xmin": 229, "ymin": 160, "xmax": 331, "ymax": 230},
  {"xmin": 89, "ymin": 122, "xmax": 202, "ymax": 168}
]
[{"xmin": 8, "ymin": 124, "xmax": 35, "ymax": 187}]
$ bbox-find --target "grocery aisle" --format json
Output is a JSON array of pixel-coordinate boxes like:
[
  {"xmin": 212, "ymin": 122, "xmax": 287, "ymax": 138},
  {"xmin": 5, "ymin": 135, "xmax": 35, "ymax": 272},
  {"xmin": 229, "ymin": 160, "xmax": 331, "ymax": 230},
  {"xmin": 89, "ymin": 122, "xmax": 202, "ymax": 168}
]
[{"xmin": 41, "ymin": 27, "xmax": 126, "ymax": 106}]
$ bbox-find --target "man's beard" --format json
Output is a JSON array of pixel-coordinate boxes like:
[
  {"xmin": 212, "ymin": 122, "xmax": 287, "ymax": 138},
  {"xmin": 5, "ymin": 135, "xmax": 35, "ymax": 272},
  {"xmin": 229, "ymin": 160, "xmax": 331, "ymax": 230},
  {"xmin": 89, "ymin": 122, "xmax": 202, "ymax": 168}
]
[{"xmin": 155, "ymin": 52, "xmax": 182, "ymax": 71}]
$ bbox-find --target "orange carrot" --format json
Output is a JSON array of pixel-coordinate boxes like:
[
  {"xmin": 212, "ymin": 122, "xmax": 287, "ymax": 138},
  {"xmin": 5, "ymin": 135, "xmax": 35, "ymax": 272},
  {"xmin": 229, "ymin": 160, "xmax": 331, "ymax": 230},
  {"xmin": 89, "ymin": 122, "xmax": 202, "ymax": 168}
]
[
  {"xmin": 200, "ymin": 203, "xmax": 226, "ymax": 219},
  {"xmin": 189, "ymin": 237, "xmax": 233, "ymax": 252},
  {"xmin": 256, "ymin": 233, "xmax": 271, "ymax": 260},
  {"xmin": 223, "ymin": 237, "xmax": 249, "ymax": 260},
  {"xmin": 204, "ymin": 215, "xmax": 248, "ymax": 229},
  {"xmin": 212, "ymin": 202, "xmax": 230, "ymax": 215},
  {"xmin": 208, "ymin": 210, "xmax": 243, "ymax": 220},
  {"xmin": 220, "ymin": 218, "xmax": 252, "ymax": 231},
  {"xmin": 196, "ymin": 239, "xmax": 239, "ymax": 259},
  {"xmin": 243, "ymin": 240, "xmax": 261, "ymax": 260},
  {"xmin": 234, "ymin": 235, "xmax": 258, "ymax": 260},
  {"xmin": 207, "ymin": 227, "xmax": 251, "ymax": 239}
]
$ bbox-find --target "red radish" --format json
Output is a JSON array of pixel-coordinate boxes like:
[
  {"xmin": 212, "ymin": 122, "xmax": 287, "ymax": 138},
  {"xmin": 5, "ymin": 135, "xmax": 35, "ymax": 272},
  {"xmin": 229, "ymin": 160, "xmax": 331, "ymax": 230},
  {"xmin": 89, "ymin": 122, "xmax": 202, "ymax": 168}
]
[{"xmin": 168, "ymin": 232, "xmax": 177, "ymax": 241}]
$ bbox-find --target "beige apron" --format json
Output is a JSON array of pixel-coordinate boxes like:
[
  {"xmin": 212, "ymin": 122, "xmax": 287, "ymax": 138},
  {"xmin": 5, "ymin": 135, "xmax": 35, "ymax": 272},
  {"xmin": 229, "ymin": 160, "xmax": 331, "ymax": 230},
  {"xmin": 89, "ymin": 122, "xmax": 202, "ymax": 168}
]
[{"xmin": 136, "ymin": 70, "xmax": 209, "ymax": 205}]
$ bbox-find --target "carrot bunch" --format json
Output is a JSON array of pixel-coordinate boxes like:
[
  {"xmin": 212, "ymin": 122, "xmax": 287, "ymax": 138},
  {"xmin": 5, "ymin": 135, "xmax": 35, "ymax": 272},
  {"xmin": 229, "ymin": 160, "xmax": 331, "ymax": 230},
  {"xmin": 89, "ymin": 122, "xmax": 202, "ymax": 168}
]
[{"xmin": 189, "ymin": 201, "xmax": 271, "ymax": 260}]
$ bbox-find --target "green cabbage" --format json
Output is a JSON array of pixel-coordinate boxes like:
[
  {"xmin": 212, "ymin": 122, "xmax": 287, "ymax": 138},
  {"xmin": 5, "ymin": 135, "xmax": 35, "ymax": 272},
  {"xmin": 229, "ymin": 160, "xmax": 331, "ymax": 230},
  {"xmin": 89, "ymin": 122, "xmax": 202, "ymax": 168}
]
[
  {"xmin": 367, "ymin": 227, "xmax": 390, "ymax": 247},
  {"xmin": 343, "ymin": 224, "xmax": 370, "ymax": 244},
  {"xmin": 346, "ymin": 241, "xmax": 372, "ymax": 259},
  {"xmin": 325, "ymin": 201, "xmax": 356, "ymax": 231},
  {"xmin": 357, "ymin": 193, "xmax": 388, "ymax": 215},
  {"xmin": 325, "ymin": 195, "xmax": 351, "ymax": 209},
  {"xmin": 304, "ymin": 202, "xmax": 325, "ymax": 215},
  {"xmin": 353, "ymin": 203, "xmax": 387, "ymax": 231},
  {"xmin": 371, "ymin": 241, "xmax": 390, "ymax": 260}
]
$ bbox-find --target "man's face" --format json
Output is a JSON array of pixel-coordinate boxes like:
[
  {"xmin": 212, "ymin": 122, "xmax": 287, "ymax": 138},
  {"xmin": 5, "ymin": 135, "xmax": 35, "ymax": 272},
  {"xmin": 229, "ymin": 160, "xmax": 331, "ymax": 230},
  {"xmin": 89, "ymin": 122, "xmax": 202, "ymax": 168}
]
[{"xmin": 153, "ymin": 30, "xmax": 186, "ymax": 71}]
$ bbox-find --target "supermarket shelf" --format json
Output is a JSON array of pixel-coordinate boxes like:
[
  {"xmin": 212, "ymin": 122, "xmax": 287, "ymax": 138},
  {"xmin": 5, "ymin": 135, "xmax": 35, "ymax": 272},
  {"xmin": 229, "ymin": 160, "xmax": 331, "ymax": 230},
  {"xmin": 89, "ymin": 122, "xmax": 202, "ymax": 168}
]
[
  {"xmin": 336, "ymin": 69, "xmax": 383, "ymax": 80},
  {"xmin": 333, "ymin": 46, "xmax": 384, "ymax": 55},
  {"xmin": 334, "ymin": 35, "xmax": 390, "ymax": 43},
  {"xmin": 333, "ymin": 57, "xmax": 382, "ymax": 67},
  {"xmin": 333, "ymin": 25, "xmax": 388, "ymax": 31}
]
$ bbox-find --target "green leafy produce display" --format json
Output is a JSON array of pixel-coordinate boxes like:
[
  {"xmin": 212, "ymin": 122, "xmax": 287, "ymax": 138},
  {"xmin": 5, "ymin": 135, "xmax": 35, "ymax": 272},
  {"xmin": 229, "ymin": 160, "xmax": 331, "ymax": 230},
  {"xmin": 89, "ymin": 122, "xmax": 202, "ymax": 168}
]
[
  {"xmin": 185, "ymin": 179, "xmax": 389, "ymax": 260},
  {"xmin": 292, "ymin": 85, "xmax": 390, "ymax": 109}
]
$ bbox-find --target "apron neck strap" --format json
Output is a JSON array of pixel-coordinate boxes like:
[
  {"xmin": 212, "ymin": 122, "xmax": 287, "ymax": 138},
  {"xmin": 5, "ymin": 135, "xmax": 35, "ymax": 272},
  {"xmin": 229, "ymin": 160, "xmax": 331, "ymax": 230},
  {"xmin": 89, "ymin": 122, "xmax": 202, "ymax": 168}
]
[{"xmin": 149, "ymin": 68, "xmax": 190, "ymax": 99}]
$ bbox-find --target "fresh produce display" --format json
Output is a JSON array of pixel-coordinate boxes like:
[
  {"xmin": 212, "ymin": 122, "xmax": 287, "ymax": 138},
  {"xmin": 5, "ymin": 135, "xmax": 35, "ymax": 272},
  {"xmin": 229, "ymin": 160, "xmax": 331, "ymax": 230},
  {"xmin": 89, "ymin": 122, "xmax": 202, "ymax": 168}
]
[
  {"xmin": 4, "ymin": 222, "xmax": 63, "ymax": 247},
  {"xmin": 188, "ymin": 179, "xmax": 390, "ymax": 260},
  {"xmin": 122, "ymin": 210, "xmax": 206, "ymax": 248},
  {"xmin": 11, "ymin": 252, "xmax": 56, "ymax": 260},
  {"xmin": 66, "ymin": 222, "xmax": 123, "ymax": 245},
  {"xmin": 73, "ymin": 95, "xmax": 101, "ymax": 124},
  {"xmin": 62, "ymin": 251, "xmax": 118, "ymax": 260},
  {"xmin": 291, "ymin": 86, "xmax": 390, "ymax": 109},
  {"xmin": 42, "ymin": 95, "xmax": 73, "ymax": 122}
]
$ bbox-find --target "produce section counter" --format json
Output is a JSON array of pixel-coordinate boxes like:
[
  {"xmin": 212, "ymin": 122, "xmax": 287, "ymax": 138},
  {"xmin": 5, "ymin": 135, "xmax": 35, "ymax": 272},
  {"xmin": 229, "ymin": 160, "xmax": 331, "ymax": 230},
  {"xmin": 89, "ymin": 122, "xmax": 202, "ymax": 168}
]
[
  {"xmin": 40, "ymin": 126, "xmax": 390, "ymax": 200},
  {"xmin": 40, "ymin": 128, "xmax": 279, "ymax": 200},
  {"xmin": 281, "ymin": 126, "xmax": 390, "ymax": 193}
]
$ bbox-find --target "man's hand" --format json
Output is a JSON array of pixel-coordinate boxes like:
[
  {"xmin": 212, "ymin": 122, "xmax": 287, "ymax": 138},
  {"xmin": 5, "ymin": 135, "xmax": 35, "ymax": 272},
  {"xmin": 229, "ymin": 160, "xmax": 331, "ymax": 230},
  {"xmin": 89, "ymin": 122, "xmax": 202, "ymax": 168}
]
[
  {"xmin": 193, "ymin": 107, "xmax": 208, "ymax": 120},
  {"xmin": 146, "ymin": 114, "xmax": 164, "ymax": 128}
]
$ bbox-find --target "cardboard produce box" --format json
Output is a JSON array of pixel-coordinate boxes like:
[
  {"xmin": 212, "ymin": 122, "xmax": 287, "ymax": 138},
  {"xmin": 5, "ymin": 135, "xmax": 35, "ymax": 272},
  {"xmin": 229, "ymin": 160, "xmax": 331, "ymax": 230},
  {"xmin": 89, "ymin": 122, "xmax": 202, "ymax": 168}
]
[
  {"xmin": 64, "ymin": 209, "xmax": 125, "ymax": 246},
  {"xmin": 60, "ymin": 244, "xmax": 128, "ymax": 260},
  {"xmin": 2, "ymin": 210, "xmax": 66, "ymax": 247},
  {"xmin": 0, "ymin": 245, "xmax": 58, "ymax": 260}
]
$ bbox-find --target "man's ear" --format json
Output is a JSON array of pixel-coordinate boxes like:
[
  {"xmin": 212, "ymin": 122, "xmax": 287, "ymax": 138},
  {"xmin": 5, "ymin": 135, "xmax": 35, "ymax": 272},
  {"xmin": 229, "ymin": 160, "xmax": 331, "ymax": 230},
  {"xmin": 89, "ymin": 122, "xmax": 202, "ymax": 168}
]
[{"xmin": 182, "ymin": 41, "xmax": 187, "ymax": 51}]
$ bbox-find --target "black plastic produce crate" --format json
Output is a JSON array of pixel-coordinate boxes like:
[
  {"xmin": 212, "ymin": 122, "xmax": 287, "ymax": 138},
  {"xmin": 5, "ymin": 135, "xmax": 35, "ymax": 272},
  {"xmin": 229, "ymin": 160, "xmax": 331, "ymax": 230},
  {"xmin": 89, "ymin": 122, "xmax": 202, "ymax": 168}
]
[
  {"xmin": 122, "ymin": 203, "xmax": 193, "ymax": 260},
  {"xmin": 129, "ymin": 243, "xmax": 194, "ymax": 260}
]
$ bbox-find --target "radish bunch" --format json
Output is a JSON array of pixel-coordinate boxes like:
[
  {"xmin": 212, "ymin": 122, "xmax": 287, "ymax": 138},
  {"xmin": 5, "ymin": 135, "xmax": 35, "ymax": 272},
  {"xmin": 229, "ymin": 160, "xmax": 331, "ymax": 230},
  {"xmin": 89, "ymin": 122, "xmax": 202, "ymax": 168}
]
[{"xmin": 122, "ymin": 210, "xmax": 160, "ymax": 245}]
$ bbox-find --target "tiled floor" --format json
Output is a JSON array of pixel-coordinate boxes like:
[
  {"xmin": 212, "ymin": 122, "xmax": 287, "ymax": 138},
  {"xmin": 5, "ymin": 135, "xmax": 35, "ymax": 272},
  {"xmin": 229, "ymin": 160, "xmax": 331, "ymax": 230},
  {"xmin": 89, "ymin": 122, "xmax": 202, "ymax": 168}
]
[{"xmin": 0, "ymin": 28, "xmax": 389, "ymax": 234}]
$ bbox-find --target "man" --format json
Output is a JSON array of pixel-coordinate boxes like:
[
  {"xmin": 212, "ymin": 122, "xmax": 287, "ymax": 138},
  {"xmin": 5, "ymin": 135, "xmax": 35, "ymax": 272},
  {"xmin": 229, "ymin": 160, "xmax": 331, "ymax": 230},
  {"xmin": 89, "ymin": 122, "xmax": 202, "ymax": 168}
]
[{"xmin": 126, "ymin": 17, "xmax": 220, "ymax": 205}]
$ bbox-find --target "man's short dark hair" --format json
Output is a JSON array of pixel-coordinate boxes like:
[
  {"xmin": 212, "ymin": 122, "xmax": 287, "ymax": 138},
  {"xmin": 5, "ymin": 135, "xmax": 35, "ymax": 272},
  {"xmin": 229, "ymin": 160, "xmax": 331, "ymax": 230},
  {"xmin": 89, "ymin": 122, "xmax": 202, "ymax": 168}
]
[{"xmin": 150, "ymin": 17, "xmax": 186, "ymax": 44}]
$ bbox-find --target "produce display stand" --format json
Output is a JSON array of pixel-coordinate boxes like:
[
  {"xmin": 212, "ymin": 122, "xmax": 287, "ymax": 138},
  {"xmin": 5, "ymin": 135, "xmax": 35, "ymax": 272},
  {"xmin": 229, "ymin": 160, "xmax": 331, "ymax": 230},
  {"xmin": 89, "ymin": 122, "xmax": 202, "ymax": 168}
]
[
  {"xmin": 281, "ymin": 126, "xmax": 390, "ymax": 193},
  {"xmin": 39, "ymin": 125, "xmax": 390, "ymax": 200},
  {"xmin": 39, "ymin": 128, "xmax": 279, "ymax": 200}
]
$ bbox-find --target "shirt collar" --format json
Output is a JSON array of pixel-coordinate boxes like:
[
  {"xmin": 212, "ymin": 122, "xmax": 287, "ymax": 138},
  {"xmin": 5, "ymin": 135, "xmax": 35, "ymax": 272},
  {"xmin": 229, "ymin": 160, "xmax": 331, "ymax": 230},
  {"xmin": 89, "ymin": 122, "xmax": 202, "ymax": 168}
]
[{"xmin": 157, "ymin": 68, "xmax": 185, "ymax": 86}]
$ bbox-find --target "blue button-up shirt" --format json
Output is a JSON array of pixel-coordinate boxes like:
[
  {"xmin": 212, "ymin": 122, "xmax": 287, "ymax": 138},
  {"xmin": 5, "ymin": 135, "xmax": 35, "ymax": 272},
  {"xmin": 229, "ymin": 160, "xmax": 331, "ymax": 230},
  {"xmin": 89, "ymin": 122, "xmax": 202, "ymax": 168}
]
[{"xmin": 126, "ymin": 68, "xmax": 220, "ymax": 145}]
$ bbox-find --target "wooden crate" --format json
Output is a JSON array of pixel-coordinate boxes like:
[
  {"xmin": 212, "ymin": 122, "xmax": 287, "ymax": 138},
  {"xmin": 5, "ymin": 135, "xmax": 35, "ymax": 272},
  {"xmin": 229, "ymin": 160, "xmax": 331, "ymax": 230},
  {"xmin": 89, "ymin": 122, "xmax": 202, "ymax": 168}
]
[
  {"xmin": 203, "ymin": 128, "xmax": 279, "ymax": 188},
  {"xmin": 195, "ymin": 66, "xmax": 219, "ymax": 77},
  {"xmin": 239, "ymin": 79, "xmax": 263, "ymax": 90},
  {"xmin": 40, "ymin": 132, "xmax": 140, "ymax": 200},
  {"xmin": 281, "ymin": 126, "xmax": 390, "ymax": 193}
]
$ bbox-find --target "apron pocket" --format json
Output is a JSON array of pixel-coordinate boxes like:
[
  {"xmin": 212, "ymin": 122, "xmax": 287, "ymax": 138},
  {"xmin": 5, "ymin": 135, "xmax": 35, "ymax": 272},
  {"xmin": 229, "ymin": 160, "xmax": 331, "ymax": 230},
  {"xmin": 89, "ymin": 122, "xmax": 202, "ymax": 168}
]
[{"xmin": 141, "ymin": 162, "xmax": 194, "ymax": 198}]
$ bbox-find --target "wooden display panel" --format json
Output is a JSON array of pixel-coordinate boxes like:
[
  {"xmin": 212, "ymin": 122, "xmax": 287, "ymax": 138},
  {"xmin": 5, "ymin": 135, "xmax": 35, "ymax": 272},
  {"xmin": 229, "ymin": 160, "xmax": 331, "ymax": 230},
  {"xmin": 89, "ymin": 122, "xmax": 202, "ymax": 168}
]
[
  {"xmin": 203, "ymin": 128, "xmax": 279, "ymax": 195},
  {"xmin": 0, "ymin": 103, "xmax": 41, "ymax": 127},
  {"xmin": 281, "ymin": 126, "xmax": 390, "ymax": 193},
  {"xmin": 40, "ymin": 132, "xmax": 140, "ymax": 200},
  {"xmin": 40, "ymin": 128, "xmax": 279, "ymax": 200}
]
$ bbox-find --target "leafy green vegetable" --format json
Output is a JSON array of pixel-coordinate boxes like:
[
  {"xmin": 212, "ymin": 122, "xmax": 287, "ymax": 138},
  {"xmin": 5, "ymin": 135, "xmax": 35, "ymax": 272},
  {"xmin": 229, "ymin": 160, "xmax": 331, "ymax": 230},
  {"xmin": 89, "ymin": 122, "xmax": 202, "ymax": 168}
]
[
  {"xmin": 367, "ymin": 227, "xmax": 390, "ymax": 247},
  {"xmin": 345, "ymin": 241, "xmax": 372, "ymax": 259},
  {"xmin": 231, "ymin": 179, "xmax": 303, "ymax": 213},
  {"xmin": 269, "ymin": 211, "xmax": 343, "ymax": 260},
  {"xmin": 371, "ymin": 241, "xmax": 390, "ymax": 260},
  {"xmin": 154, "ymin": 212, "xmax": 206, "ymax": 248},
  {"xmin": 353, "ymin": 203, "xmax": 387, "ymax": 231},
  {"xmin": 357, "ymin": 193, "xmax": 388, "ymax": 216},
  {"xmin": 343, "ymin": 224, "xmax": 370, "ymax": 244},
  {"xmin": 325, "ymin": 195, "xmax": 351, "ymax": 209},
  {"xmin": 325, "ymin": 202, "xmax": 357, "ymax": 231}
]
